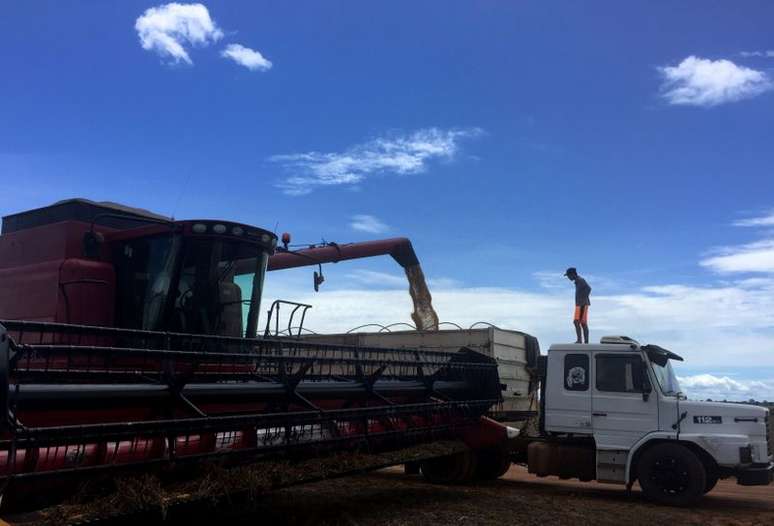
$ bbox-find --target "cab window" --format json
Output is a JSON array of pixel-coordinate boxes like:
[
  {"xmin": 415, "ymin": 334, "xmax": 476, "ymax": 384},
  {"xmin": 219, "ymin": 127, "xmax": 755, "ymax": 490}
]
[{"xmin": 595, "ymin": 354, "xmax": 644, "ymax": 393}]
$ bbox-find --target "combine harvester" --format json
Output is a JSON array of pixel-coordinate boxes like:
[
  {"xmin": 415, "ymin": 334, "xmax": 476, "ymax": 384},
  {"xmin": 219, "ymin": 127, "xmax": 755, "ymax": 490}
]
[{"xmin": 0, "ymin": 199, "xmax": 512, "ymax": 522}]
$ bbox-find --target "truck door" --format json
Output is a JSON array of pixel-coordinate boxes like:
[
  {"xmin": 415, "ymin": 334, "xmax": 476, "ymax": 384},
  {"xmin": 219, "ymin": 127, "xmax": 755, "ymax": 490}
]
[
  {"xmin": 544, "ymin": 351, "xmax": 592, "ymax": 434},
  {"xmin": 591, "ymin": 352, "xmax": 658, "ymax": 450}
]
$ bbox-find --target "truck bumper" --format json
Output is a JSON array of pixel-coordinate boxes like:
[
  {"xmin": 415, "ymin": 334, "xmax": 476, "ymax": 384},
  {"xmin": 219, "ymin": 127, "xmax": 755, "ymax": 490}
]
[{"xmin": 737, "ymin": 462, "xmax": 773, "ymax": 486}]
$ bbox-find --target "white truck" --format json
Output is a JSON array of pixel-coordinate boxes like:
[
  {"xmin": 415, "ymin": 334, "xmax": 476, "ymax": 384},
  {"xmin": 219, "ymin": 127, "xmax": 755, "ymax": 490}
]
[
  {"xmin": 518, "ymin": 335, "xmax": 772, "ymax": 505},
  {"xmin": 307, "ymin": 330, "xmax": 773, "ymax": 505}
]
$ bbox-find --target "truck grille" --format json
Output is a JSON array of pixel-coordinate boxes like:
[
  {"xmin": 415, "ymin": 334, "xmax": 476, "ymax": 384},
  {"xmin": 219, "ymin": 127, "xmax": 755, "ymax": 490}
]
[{"xmin": 767, "ymin": 409, "xmax": 773, "ymax": 458}]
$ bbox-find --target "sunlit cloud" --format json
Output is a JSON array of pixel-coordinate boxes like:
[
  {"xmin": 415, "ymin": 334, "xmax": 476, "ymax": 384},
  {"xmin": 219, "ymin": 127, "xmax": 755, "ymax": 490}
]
[
  {"xmin": 658, "ymin": 56, "xmax": 772, "ymax": 107},
  {"xmin": 270, "ymin": 128, "xmax": 483, "ymax": 195},
  {"xmin": 701, "ymin": 211, "xmax": 774, "ymax": 273},
  {"xmin": 701, "ymin": 240, "xmax": 774, "ymax": 274},
  {"xmin": 221, "ymin": 43, "xmax": 272, "ymax": 71},
  {"xmin": 135, "ymin": 3, "xmax": 223, "ymax": 65},
  {"xmin": 733, "ymin": 211, "xmax": 774, "ymax": 227},
  {"xmin": 739, "ymin": 50, "xmax": 774, "ymax": 58},
  {"xmin": 678, "ymin": 374, "xmax": 774, "ymax": 401},
  {"xmin": 350, "ymin": 214, "xmax": 390, "ymax": 234}
]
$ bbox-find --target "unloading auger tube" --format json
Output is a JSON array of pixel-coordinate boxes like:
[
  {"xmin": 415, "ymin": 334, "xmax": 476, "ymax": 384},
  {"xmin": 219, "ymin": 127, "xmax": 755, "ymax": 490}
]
[{"xmin": 0, "ymin": 320, "xmax": 502, "ymax": 504}]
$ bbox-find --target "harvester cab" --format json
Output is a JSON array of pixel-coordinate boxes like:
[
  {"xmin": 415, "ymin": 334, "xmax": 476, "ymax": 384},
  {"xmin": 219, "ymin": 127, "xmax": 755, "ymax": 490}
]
[{"xmin": 0, "ymin": 199, "xmax": 277, "ymax": 338}]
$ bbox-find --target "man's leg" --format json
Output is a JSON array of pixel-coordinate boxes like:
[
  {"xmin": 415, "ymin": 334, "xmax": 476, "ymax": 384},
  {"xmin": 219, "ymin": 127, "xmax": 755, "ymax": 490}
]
[
  {"xmin": 580, "ymin": 306, "xmax": 589, "ymax": 343},
  {"xmin": 573, "ymin": 307, "xmax": 582, "ymax": 343}
]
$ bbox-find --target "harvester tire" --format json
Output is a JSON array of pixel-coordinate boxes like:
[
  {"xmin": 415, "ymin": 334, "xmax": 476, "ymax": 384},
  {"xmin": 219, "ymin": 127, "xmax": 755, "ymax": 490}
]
[
  {"xmin": 420, "ymin": 451, "xmax": 477, "ymax": 484},
  {"xmin": 474, "ymin": 447, "xmax": 512, "ymax": 480},
  {"xmin": 637, "ymin": 443, "xmax": 706, "ymax": 506}
]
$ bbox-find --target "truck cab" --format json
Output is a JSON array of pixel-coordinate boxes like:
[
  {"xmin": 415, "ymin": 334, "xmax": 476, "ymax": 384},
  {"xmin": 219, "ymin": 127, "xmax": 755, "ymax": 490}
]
[{"xmin": 532, "ymin": 336, "xmax": 772, "ymax": 505}]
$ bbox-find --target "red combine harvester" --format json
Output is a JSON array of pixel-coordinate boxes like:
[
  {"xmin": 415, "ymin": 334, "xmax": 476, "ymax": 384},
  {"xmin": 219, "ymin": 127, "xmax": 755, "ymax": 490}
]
[{"xmin": 0, "ymin": 199, "xmax": 509, "ymax": 516}]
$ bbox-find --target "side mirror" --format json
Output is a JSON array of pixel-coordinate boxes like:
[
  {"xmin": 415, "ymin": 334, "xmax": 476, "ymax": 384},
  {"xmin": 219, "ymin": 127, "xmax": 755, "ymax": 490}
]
[
  {"xmin": 642, "ymin": 373, "xmax": 653, "ymax": 402},
  {"xmin": 82, "ymin": 231, "xmax": 104, "ymax": 259}
]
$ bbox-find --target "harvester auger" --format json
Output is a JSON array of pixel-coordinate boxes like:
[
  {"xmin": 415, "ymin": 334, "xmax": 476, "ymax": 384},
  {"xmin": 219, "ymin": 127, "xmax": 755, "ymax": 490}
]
[{"xmin": 0, "ymin": 199, "xmax": 509, "ymax": 514}]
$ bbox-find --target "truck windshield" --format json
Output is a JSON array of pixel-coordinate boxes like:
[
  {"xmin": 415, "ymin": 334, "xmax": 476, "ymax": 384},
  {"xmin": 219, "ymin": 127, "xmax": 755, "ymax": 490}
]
[{"xmin": 650, "ymin": 359, "xmax": 681, "ymax": 396}]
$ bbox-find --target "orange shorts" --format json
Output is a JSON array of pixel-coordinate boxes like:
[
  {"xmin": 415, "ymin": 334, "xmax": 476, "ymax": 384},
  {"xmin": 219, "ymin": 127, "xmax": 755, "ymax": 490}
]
[{"xmin": 574, "ymin": 305, "xmax": 589, "ymax": 323}]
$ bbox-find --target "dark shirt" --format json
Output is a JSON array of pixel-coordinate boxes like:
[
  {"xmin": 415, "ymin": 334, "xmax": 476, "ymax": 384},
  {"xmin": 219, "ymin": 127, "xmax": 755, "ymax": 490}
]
[{"xmin": 575, "ymin": 277, "xmax": 591, "ymax": 306}]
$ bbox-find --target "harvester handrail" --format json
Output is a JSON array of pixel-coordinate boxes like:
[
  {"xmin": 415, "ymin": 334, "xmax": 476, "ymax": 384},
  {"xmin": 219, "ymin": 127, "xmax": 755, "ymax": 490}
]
[
  {"xmin": 0, "ymin": 319, "xmax": 469, "ymax": 361},
  {"xmin": 11, "ymin": 344, "xmax": 494, "ymax": 370},
  {"xmin": 2, "ymin": 422, "xmax": 468, "ymax": 483},
  {"xmin": 4, "ymin": 399, "xmax": 497, "ymax": 447}
]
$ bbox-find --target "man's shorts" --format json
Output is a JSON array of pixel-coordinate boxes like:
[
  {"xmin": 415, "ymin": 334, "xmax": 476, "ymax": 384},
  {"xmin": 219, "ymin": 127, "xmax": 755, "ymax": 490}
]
[{"xmin": 574, "ymin": 305, "xmax": 589, "ymax": 323}]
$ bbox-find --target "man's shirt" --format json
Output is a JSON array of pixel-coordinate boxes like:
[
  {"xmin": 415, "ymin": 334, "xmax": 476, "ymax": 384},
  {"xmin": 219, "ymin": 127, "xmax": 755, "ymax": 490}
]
[{"xmin": 575, "ymin": 277, "xmax": 591, "ymax": 306}]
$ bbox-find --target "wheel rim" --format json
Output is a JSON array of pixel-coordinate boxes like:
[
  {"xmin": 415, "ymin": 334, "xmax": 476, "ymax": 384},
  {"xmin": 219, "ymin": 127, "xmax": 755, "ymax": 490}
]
[{"xmin": 649, "ymin": 455, "xmax": 690, "ymax": 495}]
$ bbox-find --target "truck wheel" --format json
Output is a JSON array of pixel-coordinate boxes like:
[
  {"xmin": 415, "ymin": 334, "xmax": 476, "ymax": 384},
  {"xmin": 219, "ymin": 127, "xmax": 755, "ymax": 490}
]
[
  {"xmin": 637, "ymin": 443, "xmax": 706, "ymax": 506},
  {"xmin": 420, "ymin": 451, "xmax": 477, "ymax": 484},
  {"xmin": 474, "ymin": 447, "xmax": 512, "ymax": 480},
  {"xmin": 404, "ymin": 461, "xmax": 421, "ymax": 475},
  {"xmin": 704, "ymin": 471, "xmax": 719, "ymax": 494}
]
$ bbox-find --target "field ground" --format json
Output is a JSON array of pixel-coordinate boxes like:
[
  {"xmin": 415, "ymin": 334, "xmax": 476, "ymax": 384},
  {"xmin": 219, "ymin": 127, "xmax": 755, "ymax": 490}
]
[{"xmin": 220, "ymin": 464, "xmax": 774, "ymax": 526}]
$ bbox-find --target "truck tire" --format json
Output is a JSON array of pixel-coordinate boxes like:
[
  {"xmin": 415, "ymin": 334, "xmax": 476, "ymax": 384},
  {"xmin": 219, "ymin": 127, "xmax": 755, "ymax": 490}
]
[
  {"xmin": 420, "ymin": 451, "xmax": 477, "ymax": 484},
  {"xmin": 474, "ymin": 447, "xmax": 512, "ymax": 480},
  {"xmin": 703, "ymin": 471, "xmax": 719, "ymax": 494},
  {"xmin": 637, "ymin": 443, "xmax": 706, "ymax": 506},
  {"xmin": 404, "ymin": 461, "xmax": 421, "ymax": 475}
]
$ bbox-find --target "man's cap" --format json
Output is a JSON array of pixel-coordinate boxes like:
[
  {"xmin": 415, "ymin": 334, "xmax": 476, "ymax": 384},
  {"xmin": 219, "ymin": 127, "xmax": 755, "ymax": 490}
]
[{"xmin": 564, "ymin": 267, "xmax": 577, "ymax": 276}]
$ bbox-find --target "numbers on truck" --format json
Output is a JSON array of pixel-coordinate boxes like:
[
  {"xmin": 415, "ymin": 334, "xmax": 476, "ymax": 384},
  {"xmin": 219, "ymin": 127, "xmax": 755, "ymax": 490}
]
[{"xmin": 693, "ymin": 416, "xmax": 722, "ymax": 424}]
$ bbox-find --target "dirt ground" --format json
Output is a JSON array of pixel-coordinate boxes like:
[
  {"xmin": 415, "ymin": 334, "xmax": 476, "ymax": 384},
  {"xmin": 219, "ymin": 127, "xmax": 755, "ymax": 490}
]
[{"xmin": 219, "ymin": 464, "xmax": 774, "ymax": 526}]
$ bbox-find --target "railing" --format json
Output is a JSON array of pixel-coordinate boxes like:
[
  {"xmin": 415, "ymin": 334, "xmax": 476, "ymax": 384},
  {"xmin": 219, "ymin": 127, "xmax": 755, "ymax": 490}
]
[{"xmin": 263, "ymin": 300, "xmax": 313, "ymax": 338}]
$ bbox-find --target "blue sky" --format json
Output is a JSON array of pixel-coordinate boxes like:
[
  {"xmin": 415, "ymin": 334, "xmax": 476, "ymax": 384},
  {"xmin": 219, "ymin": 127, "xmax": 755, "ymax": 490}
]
[{"xmin": 2, "ymin": 1, "xmax": 774, "ymax": 400}]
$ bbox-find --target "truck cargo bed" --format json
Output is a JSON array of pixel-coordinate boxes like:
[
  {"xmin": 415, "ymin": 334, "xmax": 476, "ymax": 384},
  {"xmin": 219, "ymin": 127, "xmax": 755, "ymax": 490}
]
[{"xmin": 302, "ymin": 328, "xmax": 540, "ymax": 422}]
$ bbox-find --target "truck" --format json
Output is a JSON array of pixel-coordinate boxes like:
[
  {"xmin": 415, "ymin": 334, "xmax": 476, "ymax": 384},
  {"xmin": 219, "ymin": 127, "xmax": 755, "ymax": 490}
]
[
  {"xmin": 524, "ymin": 335, "xmax": 772, "ymax": 505},
  {"xmin": 313, "ymin": 330, "xmax": 773, "ymax": 506}
]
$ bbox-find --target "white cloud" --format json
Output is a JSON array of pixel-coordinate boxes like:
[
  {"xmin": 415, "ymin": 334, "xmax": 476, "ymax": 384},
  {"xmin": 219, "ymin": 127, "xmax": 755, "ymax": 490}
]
[
  {"xmin": 269, "ymin": 128, "xmax": 482, "ymax": 195},
  {"xmin": 135, "ymin": 3, "xmax": 223, "ymax": 65},
  {"xmin": 221, "ymin": 43, "xmax": 272, "ymax": 71},
  {"xmin": 532, "ymin": 271, "xmax": 567, "ymax": 291},
  {"xmin": 678, "ymin": 374, "xmax": 774, "ymax": 401},
  {"xmin": 740, "ymin": 50, "xmax": 774, "ymax": 58},
  {"xmin": 700, "ymin": 212, "xmax": 774, "ymax": 273},
  {"xmin": 733, "ymin": 211, "xmax": 774, "ymax": 227},
  {"xmin": 350, "ymin": 214, "xmax": 390, "ymax": 234},
  {"xmin": 658, "ymin": 56, "xmax": 773, "ymax": 107},
  {"xmin": 345, "ymin": 269, "xmax": 407, "ymax": 288},
  {"xmin": 533, "ymin": 270, "xmax": 628, "ymax": 293},
  {"xmin": 427, "ymin": 277, "xmax": 463, "ymax": 289},
  {"xmin": 701, "ymin": 240, "xmax": 774, "ymax": 274}
]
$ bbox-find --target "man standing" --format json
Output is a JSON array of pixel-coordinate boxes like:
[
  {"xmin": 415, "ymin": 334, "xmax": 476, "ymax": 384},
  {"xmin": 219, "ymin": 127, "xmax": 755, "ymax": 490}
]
[{"xmin": 565, "ymin": 267, "xmax": 591, "ymax": 344}]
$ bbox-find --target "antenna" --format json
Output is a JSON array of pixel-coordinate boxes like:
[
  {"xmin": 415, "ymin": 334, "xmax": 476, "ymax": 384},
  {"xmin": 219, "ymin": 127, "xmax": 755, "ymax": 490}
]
[{"xmin": 170, "ymin": 171, "xmax": 194, "ymax": 220}]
